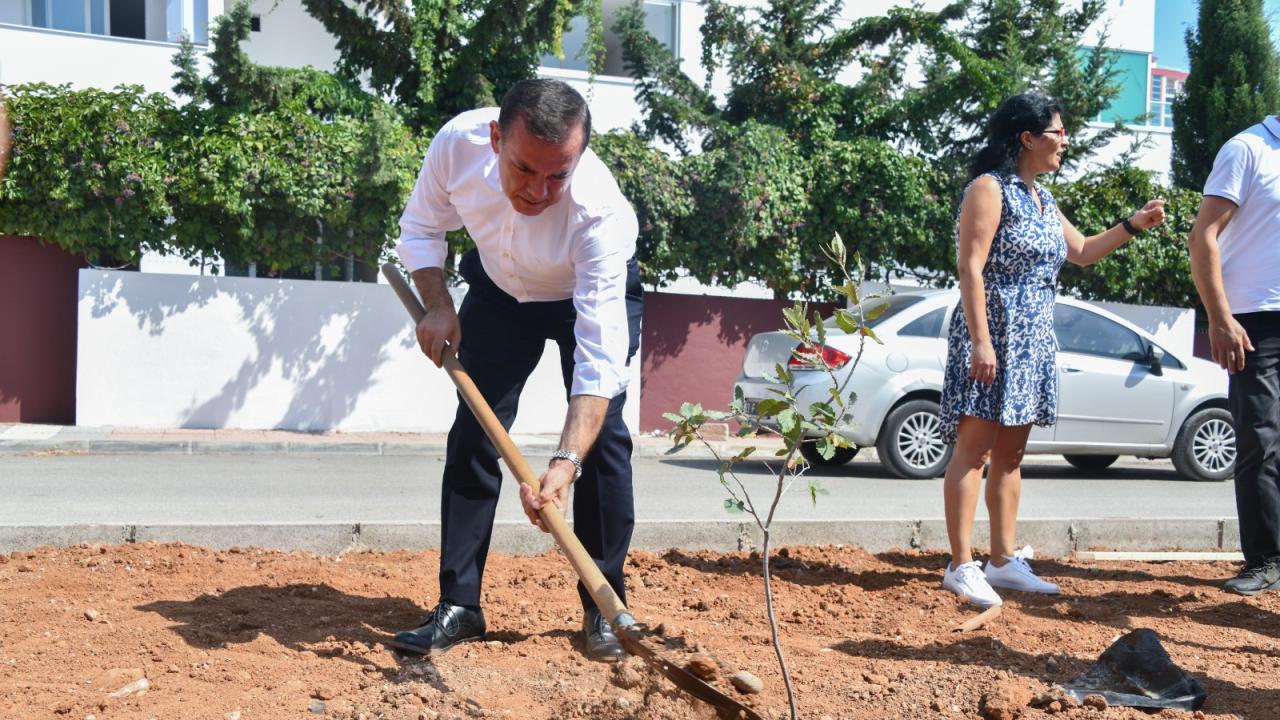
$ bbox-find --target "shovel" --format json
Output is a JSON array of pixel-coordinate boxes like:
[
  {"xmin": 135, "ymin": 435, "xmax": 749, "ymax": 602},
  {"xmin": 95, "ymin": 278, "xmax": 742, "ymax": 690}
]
[{"xmin": 381, "ymin": 263, "xmax": 764, "ymax": 720}]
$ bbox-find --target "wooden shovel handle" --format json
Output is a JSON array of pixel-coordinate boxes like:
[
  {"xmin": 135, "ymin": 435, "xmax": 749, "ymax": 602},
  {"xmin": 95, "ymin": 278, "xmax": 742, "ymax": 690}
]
[{"xmin": 381, "ymin": 263, "xmax": 631, "ymax": 626}]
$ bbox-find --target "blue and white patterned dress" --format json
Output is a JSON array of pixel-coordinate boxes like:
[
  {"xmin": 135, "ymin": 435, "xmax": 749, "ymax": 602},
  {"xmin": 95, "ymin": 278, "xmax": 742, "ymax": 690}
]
[{"xmin": 939, "ymin": 172, "xmax": 1068, "ymax": 443}]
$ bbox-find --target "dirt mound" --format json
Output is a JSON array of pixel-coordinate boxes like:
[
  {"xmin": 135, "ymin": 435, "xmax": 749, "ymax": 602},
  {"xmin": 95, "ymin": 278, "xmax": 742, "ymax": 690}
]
[{"xmin": 0, "ymin": 543, "xmax": 1272, "ymax": 718}]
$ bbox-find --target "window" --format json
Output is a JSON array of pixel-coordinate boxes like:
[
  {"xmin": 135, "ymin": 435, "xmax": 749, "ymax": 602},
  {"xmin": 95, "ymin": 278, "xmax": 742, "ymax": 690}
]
[
  {"xmin": 1150, "ymin": 75, "xmax": 1162, "ymax": 104},
  {"xmin": 823, "ymin": 294, "xmax": 925, "ymax": 332},
  {"xmin": 1053, "ymin": 304, "xmax": 1147, "ymax": 361},
  {"xmin": 898, "ymin": 307, "xmax": 946, "ymax": 338}
]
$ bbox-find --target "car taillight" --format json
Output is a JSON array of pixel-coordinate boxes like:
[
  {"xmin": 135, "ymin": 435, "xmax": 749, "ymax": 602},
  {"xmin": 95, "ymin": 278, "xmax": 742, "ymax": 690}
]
[{"xmin": 788, "ymin": 344, "xmax": 852, "ymax": 371}]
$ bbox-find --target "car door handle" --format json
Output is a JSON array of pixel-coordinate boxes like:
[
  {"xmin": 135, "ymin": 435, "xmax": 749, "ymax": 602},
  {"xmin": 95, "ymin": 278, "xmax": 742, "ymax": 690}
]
[{"xmin": 1060, "ymin": 365, "xmax": 1082, "ymax": 373}]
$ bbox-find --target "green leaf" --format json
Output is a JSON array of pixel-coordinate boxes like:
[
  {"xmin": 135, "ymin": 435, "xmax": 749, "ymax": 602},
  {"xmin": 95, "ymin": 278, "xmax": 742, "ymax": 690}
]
[
  {"xmin": 835, "ymin": 309, "xmax": 859, "ymax": 334},
  {"xmin": 777, "ymin": 408, "xmax": 798, "ymax": 434},
  {"xmin": 808, "ymin": 478, "xmax": 830, "ymax": 506},
  {"xmin": 662, "ymin": 412, "xmax": 683, "ymax": 423},
  {"xmin": 723, "ymin": 498, "xmax": 746, "ymax": 515},
  {"xmin": 733, "ymin": 446, "xmax": 757, "ymax": 461},
  {"xmin": 865, "ymin": 302, "xmax": 889, "ymax": 322},
  {"xmin": 755, "ymin": 398, "xmax": 788, "ymax": 417}
]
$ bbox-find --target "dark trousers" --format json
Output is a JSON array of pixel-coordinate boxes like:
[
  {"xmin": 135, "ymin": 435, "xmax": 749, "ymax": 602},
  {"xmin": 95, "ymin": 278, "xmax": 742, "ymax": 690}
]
[
  {"xmin": 1231, "ymin": 311, "xmax": 1280, "ymax": 568},
  {"xmin": 438, "ymin": 249, "xmax": 642, "ymax": 611}
]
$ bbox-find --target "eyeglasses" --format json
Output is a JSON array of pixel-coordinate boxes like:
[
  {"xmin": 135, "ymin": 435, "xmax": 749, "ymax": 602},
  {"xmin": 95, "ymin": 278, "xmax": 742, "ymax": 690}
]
[{"xmin": 1037, "ymin": 127, "xmax": 1067, "ymax": 139}]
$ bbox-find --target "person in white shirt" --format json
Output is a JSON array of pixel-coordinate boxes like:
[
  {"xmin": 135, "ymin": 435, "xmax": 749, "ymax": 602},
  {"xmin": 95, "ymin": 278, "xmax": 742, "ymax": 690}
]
[
  {"xmin": 1190, "ymin": 115, "xmax": 1280, "ymax": 596},
  {"xmin": 388, "ymin": 79, "xmax": 641, "ymax": 660}
]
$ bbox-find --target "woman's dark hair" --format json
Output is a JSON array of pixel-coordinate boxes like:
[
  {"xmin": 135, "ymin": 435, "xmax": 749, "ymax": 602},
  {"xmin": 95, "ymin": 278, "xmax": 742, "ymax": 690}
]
[
  {"xmin": 967, "ymin": 91, "xmax": 1064, "ymax": 180},
  {"xmin": 498, "ymin": 78, "xmax": 592, "ymax": 152}
]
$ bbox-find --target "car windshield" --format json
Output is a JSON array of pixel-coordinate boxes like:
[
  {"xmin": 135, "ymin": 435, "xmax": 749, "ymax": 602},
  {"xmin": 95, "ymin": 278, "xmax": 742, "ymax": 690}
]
[{"xmin": 823, "ymin": 294, "xmax": 925, "ymax": 331}]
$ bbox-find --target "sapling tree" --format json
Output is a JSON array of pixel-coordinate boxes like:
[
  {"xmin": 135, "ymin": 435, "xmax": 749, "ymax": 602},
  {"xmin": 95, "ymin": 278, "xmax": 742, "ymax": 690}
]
[{"xmin": 664, "ymin": 234, "xmax": 883, "ymax": 720}]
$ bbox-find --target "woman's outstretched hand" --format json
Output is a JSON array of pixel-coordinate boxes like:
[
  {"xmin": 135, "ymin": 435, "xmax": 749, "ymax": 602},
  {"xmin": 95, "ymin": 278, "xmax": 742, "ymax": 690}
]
[{"xmin": 1130, "ymin": 199, "xmax": 1167, "ymax": 231}]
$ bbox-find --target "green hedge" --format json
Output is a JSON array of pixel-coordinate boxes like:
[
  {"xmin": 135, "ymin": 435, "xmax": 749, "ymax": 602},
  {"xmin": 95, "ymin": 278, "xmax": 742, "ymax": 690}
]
[{"xmin": 0, "ymin": 83, "xmax": 423, "ymax": 271}]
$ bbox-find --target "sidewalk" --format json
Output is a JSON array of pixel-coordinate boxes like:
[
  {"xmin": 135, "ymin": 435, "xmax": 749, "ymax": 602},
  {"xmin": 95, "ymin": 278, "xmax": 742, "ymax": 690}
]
[{"xmin": 0, "ymin": 422, "xmax": 776, "ymax": 460}]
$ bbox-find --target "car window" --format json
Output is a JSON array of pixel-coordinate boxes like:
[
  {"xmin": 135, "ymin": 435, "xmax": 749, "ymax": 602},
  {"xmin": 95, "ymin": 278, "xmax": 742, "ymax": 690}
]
[
  {"xmin": 1054, "ymin": 304, "xmax": 1147, "ymax": 361},
  {"xmin": 824, "ymin": 294, "xmax": 925, "ymax": 331},
  {"xmin": 898, "ymin": 307, "xmax": 946, "ymax": 338},
  {"xmin": 1153, "ymin": 343, "xmax": 1185, "ymax": 370}
]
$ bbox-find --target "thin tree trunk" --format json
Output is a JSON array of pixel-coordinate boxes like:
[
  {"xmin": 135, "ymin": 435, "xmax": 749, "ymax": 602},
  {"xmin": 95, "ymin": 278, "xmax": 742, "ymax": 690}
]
[{"xmin": 761, "ymin": 528, "xmax": 798, "ymax": 719}]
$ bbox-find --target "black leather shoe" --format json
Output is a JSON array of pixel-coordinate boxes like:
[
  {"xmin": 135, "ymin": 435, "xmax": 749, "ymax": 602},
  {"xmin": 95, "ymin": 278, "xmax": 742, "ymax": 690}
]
[
  {"xmin": 582, "ymin": 608, "xmax": 626, "ymax": 662},
  {"xmin": 388, "ymin": 601, "xmax": 486, "ymax": 656},
  {"xmin": 1224, "ymin": 561, "xmax": 1280, "ymax": 596}
]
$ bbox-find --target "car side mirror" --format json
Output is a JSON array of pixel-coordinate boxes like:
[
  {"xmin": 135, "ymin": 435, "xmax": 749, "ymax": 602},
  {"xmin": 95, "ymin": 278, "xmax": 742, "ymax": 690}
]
[{"xmin": 1147, "ymin": 344, "xmax": 1165, "ymax": 376}]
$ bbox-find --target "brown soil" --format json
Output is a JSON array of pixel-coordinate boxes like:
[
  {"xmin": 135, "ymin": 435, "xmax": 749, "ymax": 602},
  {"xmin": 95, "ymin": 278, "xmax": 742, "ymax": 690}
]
[{"xmin": 0, "ymin": 542, "xmax": 1274, "ymax": 719}]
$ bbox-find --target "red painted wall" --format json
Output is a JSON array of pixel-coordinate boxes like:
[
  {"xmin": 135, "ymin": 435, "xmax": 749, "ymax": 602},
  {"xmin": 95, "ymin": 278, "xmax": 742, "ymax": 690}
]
[
  {"xmin": 0, "ymin": 236, "xmax": 85, "ymax": 423},
  {"xmin": 639, "ymin": 292, "xmax": 837, "ymax": 432}
]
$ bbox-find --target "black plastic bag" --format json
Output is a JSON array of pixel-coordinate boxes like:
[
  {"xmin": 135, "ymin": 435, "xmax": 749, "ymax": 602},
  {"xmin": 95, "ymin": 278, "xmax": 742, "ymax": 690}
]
[{"xmin": 1063, "ymin": 628, "xmax": 1206, "ymax": 710}]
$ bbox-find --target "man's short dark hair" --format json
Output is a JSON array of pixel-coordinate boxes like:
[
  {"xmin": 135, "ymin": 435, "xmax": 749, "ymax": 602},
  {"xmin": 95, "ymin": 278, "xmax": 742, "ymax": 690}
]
[{"xmin": 498, "ymin": 79, "xmax": 592, "ymax": 151}]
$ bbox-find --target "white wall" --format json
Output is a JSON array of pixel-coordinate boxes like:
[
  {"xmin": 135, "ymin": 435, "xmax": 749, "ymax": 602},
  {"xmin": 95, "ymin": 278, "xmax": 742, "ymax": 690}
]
[
  {"xmin": 0, "ymin": 24, "xmax": 197, "ymax": 92},
  {"xmin": 239, "ymin": 0, "xmax": 339, "ymax": 71},
  {"xmin": 1082, "ymin": 123, "xmax": 1174, "ymax": 180},
  {"xmin": 1082, "ymin": 0, "xmax": 1156, "ymax": 54},
  {"xmin": 76, "ymin": 270, "xmax": 641, "ymax": 434}
]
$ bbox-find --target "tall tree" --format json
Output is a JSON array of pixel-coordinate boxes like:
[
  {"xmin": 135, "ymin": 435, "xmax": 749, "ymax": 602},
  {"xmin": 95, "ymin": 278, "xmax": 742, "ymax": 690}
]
[
  {"xmin": 609, "ymin": 0, "xmax": 1122, "ymax": 294},
  {"xmin": 1171, "ymin": 0, "xmax": 1280, "ymax": 191},
  {"xmin": 298, "ymin": 0, "xmax": 604, "ymax": 131}
]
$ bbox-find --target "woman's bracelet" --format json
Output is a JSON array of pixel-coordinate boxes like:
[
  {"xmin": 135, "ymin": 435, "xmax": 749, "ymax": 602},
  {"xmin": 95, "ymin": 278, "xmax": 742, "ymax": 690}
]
[{"xmin": 1120, "ymin": 216, "xmax": 1141, "ymax": 236}]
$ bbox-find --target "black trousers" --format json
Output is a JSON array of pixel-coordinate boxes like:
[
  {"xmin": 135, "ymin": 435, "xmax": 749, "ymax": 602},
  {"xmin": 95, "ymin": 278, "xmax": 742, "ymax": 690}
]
[
  {"xmin": 1231, "ymin": 311, "xmax": 1280, "ymax": 568},
  {"xmin": 438, "ymin": 249, "xmax": 642, "ymax": 611}
]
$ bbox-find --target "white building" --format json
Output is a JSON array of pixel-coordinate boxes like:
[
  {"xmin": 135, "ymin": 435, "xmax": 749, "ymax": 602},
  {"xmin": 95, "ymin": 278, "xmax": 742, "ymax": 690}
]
[{"xmin": 2, "ymin": 0, "xmax": 1174, "ymax": 176}]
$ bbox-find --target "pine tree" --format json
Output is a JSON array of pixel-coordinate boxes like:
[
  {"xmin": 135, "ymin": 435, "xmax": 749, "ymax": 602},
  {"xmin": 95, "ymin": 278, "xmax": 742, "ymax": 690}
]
[{"xmin": 1171, "ymin": 0, "xmax": 1280, "ymax": 190}]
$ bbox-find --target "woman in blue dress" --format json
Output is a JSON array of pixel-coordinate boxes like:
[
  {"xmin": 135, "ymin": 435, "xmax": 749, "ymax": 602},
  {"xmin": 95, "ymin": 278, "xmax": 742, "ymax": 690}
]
[{"xmin": 939, "ymin": 92, "xmax": 1167, "ymax": 607}]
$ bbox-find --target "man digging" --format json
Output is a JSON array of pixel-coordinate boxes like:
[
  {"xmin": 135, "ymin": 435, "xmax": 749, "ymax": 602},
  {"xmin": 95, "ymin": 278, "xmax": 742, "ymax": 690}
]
[{"xmin": 388, "ymin": 79, "xmax": 642, "ymax": 662}]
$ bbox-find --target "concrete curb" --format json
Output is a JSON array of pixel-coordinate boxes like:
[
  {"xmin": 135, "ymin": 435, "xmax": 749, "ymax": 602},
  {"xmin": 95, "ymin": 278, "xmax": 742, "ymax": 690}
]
[
  {"xmin": 0, "ymin": 518, "xmax": 1240, "ymax": 556},
  {"xmin": 0, "ymin": 438, "xmax": 780, "ymax": 461}
]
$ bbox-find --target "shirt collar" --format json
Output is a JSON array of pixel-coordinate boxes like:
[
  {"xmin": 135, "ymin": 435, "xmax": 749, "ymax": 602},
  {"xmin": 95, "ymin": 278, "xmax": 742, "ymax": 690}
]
[{"xmin": 1264, "ymin": 116, "xmax": 1280, "ymax": 141}]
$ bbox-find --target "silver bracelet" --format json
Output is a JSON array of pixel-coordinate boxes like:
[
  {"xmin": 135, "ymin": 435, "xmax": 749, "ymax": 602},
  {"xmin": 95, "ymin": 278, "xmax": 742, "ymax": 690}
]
[{"xmin": 549, "ymin": 449, "xmax": 583, "ymax": 479}]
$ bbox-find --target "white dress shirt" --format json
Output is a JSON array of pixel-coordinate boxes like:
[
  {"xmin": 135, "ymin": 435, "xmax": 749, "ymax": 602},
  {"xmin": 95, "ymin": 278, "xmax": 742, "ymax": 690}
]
[
  {"xmin": 396, "ymin": 108, "xmax": 639, "ymax": 399},
  {"xmin": 1202, "ymin": 115, "xmax": 1280, "ymax": 314}
]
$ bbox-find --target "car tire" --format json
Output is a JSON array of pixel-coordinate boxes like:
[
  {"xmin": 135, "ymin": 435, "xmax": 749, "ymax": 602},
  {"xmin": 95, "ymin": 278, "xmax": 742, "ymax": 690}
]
[
  {"xmin": 1171, "ymin": 407, "xmax": 1235, "ymax": 482},
  {"xmin": 876, "ymin": 399, "xmax": 953, "ymax": 479},
  {"xmin": 1063, "ymin": 454, "xmax": 1119, "ymax": 471},
  {"xmin": 799, "ymin": 441, "xmax": 858, "ymax": 467}
]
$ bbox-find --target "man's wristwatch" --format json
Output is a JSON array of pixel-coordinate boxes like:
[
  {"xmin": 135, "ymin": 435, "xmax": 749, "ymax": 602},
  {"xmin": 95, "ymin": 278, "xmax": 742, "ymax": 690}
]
[
  {"xmin": 550, "ymin": 449, "xmax": 583, "ymax": 479},
  {"xmin": 1120, "ymin": 216, "xmax": 1141, "ymax": 236}
]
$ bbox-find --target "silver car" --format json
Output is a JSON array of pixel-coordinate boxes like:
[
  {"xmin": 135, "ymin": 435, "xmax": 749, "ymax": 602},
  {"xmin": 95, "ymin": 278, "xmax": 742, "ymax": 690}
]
[{"xmin": 734, "ymin": 289, "xmax": 1235, "ymax": 482}]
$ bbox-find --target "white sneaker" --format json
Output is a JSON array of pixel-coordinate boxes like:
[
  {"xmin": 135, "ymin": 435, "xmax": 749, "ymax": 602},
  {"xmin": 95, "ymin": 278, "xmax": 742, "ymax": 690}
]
[
  {"xmin": 942, "ymin": 560, "xmax": 1003, "ymax": 607},
  {"xmin": 985, "ymin": 546, "xmax": 1060, "ymax": 595}
]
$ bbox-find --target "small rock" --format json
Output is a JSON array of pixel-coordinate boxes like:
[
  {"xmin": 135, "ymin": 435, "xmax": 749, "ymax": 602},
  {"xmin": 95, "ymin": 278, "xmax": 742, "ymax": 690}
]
[
  {"xmin": 485, "ymin": 641, "xmax": 504, "ymax": 649},
  {"xmin": 1082, "ymin": 694, "xmax": 1107, "ymax": 710},
  {"xmin": 166, "ymin": 664, "xmax": 180, "ymax": 674},
  {"xmin": 308, "ymin": 699, "xmax": 326, "ymax": 714},
  {"xmin": 685, "ymin": 654, "xmax": 718, "ymax": 681},
  {"xmin": 313, "ymin": 686, "xmax": 337, "ymax": 700},
  {"xmin": 92, "ymin": 668, "xmax": 144, "ymax": 691},
  {"xmin": 109, "ymin": 678, "xmax": 150, "ymax": 698},
  {"xmin": 729, "ymin": 670, "xmax": 763, "ymax": 695},
  {"xmin": 83, "ymin": 609, "xmax": 99, "ymax": 622},
  {"xmin": 226, "ymin": 712, "xmax": 241, "ymax": 720},
  {"xmin": 980, "ymin": 679, "xmax": 1032, "ymax": 720},
  {"xmin": 611, "ymin": 657, "xmax": 646, "ymax": 689},
  {"xmin": 864, "ymin": 672, "xmax": 890, "ymax": 686}
]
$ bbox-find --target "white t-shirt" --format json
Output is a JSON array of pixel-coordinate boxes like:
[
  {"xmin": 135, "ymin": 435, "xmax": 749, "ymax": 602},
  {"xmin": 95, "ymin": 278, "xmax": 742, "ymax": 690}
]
[
  {"xmin": 1202, "ymin": 115, "xmax": 1280, "ymax": 314},
  {"xmin": 395, "ymin": 108, "xmax": 638, "ymax": 399}
]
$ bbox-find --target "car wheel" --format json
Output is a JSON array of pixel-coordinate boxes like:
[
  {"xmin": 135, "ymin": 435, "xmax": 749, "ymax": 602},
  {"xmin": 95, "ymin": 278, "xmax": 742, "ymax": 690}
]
[
  {"xmin": 799, "ymin": 441, "xmax": 858, "ymax": 467},
  {"xmin": 1171, "ymin": 407, "xmax": 1235, "ymax": 482},
  {"xmin": 876, "ymin": 399, "xmax": 952, "ymax": 479},
  {"xmin": 1063, "ymin": 454, "xmax": 1119, "ymax": 471}
]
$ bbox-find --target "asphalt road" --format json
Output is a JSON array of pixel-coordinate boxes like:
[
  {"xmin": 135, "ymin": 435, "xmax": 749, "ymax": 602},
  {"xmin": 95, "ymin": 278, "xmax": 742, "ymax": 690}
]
[{"xmin": 0, "ymin": 452, "xmax": 1235, "ymax": 527}]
